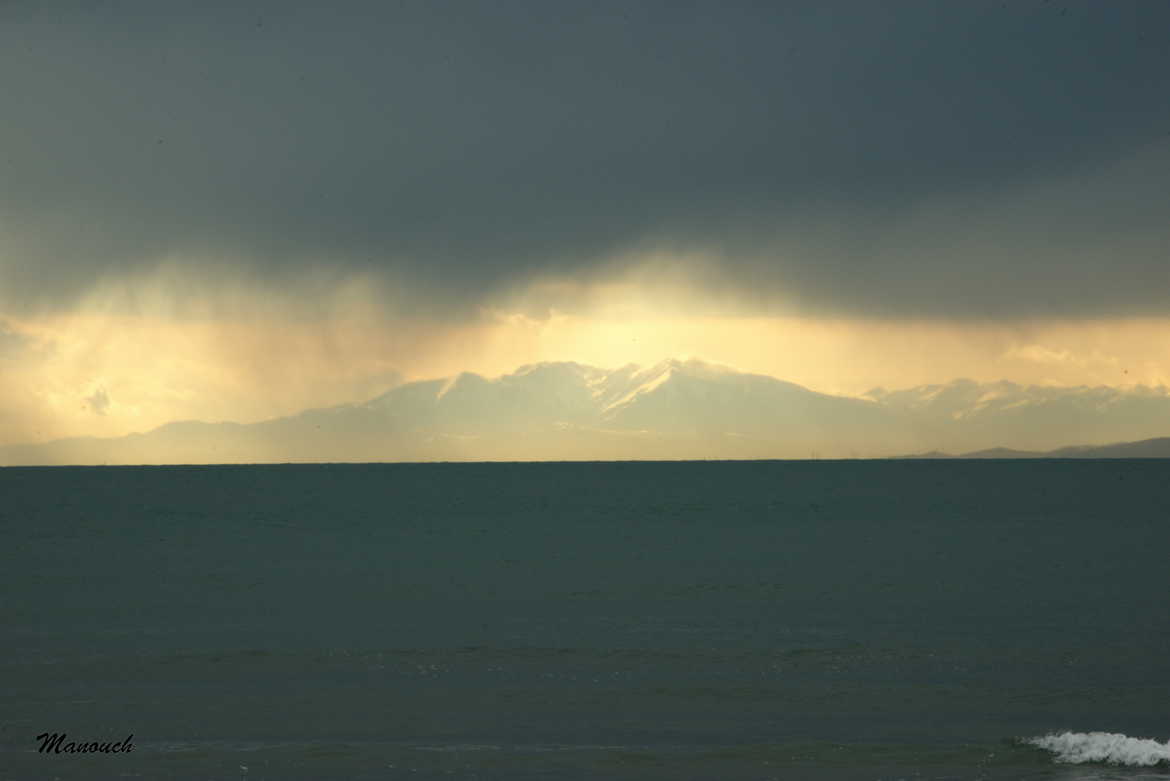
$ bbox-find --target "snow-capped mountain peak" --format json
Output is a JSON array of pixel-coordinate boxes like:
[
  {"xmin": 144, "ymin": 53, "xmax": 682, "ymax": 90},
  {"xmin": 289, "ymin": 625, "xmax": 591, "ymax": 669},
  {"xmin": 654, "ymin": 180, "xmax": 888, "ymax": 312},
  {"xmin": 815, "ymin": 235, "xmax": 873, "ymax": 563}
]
[{"xmin": 5, "ymin": 360, "xmax": 1170, "ymax": 464}]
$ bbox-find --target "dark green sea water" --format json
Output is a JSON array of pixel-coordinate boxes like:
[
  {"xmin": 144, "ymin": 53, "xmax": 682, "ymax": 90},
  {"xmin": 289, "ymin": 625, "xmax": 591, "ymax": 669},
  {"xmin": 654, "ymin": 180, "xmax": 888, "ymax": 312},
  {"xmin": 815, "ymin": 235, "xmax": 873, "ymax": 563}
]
[{"xmin": 2, "ymin": 460, "xmax": 1169, "ymax": 780}]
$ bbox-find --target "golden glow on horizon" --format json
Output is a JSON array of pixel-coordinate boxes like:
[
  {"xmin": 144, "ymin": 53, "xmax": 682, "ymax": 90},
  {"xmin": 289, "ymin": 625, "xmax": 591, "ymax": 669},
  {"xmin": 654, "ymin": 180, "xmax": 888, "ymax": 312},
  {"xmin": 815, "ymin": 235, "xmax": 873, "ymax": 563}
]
[{"xmin": 3, "ymin": 271, "xmax": 1170, "ymax": 447}]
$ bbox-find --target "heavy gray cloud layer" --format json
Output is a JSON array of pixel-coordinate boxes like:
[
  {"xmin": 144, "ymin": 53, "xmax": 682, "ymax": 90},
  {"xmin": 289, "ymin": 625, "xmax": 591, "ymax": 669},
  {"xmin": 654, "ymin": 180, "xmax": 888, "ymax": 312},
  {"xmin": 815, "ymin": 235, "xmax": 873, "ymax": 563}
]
[{"xmin": 2, "ymin": 0, "xmax": 1168, "ymax": 317}]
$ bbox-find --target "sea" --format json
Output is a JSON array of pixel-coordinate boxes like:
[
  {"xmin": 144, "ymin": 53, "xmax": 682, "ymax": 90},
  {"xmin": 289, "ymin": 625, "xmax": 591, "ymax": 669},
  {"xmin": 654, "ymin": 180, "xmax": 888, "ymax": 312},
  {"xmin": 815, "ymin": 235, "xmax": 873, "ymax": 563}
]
[{"xmin": 2, "ymin": 460, "xmax": 1168, "ymax": 781}]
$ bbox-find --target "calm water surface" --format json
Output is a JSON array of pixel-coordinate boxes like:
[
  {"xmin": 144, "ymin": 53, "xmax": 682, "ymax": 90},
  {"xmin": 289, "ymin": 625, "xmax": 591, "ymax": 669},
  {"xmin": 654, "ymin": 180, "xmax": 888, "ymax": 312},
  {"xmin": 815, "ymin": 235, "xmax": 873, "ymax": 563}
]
[{"xmin": 2, "ymin": 460, "xmax": 1168, "ymax": 780}]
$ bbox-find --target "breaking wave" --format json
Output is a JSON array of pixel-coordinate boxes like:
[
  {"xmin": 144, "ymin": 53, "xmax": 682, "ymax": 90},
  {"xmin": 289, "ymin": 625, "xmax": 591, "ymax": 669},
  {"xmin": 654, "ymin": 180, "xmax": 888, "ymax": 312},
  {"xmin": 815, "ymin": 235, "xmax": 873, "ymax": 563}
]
[{"xmin": 1027, "ymin": 732, "xmax": 1170, "ymax": 766}]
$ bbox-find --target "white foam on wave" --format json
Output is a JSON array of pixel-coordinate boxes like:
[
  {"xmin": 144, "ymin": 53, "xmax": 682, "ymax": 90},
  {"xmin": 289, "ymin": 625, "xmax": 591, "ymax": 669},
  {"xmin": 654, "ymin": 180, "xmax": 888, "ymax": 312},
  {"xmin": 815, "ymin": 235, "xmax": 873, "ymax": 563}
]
[{"xmin": 1027, "ymin": 731, "xmax": 1170, "ymax": 766}]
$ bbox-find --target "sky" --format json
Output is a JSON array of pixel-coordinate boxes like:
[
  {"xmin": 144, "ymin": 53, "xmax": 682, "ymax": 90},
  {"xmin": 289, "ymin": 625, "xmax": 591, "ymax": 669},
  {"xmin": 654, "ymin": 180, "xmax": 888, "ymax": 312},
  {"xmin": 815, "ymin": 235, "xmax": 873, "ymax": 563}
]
[{"xmin": 2, "ymin": 0, "xmax": 1170, "ymax": 448}]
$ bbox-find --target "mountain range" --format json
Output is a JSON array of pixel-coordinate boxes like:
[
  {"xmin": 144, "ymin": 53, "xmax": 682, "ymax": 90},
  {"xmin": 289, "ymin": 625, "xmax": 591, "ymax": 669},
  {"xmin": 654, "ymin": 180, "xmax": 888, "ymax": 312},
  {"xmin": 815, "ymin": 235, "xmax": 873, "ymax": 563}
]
[{"xmin": 2, "ymin": 359, "xmax": 1169, "ymax": 464}]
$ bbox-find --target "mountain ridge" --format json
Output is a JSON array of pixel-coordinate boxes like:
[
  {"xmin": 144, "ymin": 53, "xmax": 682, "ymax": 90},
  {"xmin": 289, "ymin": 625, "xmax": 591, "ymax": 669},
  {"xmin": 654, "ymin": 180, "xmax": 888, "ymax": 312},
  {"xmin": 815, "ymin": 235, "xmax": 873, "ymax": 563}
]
[
  {"xmin": 898, "ymin": 437, "xmax": 1170, "ymax": 460},
  {"xmin": 3, "ymin": 359, "xmax": 1169, "ymax": 465}
]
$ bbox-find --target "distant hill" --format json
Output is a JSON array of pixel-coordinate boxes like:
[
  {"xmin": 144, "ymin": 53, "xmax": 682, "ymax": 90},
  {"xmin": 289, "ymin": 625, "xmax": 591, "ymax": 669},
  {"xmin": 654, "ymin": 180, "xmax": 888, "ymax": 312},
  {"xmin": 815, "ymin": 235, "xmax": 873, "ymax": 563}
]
[
  {"xmin": 898, "ymin": 437, "xmax": 1170, "ymax": 460},
  {"xmin": 3, "ymin": 360, "xmax": 1169, "ymax": 465},
  {"xmin": 865, "ymin": 378, "xmax": 1170, "ymax": 454},
  {"xmin": 1051, "ymin": 437, "xmax": 1170, "ymax": 458}
]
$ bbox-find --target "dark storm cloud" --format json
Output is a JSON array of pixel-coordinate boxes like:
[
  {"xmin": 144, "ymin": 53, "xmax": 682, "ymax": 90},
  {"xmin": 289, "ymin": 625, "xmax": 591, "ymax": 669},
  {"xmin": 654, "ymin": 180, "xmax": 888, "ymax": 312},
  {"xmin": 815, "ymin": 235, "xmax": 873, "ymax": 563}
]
[{"xmin": 1, "ymin": 0, "xmax": 1168, "ymax": 317}]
